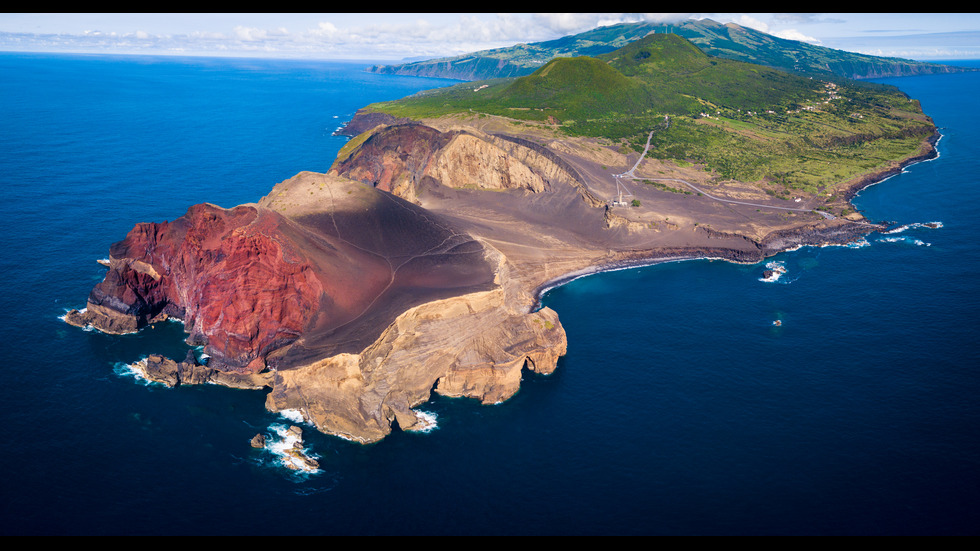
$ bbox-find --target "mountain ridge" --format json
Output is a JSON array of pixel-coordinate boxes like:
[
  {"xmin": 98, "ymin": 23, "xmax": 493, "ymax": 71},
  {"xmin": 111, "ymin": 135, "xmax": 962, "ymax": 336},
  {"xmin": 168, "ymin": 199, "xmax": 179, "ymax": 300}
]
[
  {"xmin": 368, "ymin": 18, "xmax": 974, "ymax": 81},
  {"xmin": 66, "ymin": 27, "xmax": 941, "ymax": 445}
]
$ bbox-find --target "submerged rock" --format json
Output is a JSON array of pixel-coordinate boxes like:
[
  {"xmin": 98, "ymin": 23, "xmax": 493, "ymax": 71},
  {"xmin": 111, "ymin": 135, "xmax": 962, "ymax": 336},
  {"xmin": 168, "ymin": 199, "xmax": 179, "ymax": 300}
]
[{"xmin": 272, "ymin": 425, "xmax": 319, "ymax": 472}]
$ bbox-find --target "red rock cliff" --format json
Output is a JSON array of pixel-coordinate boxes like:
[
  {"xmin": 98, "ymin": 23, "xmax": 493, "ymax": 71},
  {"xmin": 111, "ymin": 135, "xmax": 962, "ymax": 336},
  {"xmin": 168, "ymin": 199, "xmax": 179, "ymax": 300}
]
[{"xmin": 70, "ymin": 203, "xmax": 323, "ymax": 373}]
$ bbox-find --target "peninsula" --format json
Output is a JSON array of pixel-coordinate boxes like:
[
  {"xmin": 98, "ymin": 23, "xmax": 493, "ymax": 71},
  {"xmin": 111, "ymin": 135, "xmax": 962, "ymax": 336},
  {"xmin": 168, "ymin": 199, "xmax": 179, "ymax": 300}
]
[{"xmin": 66, "ymin": 33, "xmax": 937, "ymax": 443}]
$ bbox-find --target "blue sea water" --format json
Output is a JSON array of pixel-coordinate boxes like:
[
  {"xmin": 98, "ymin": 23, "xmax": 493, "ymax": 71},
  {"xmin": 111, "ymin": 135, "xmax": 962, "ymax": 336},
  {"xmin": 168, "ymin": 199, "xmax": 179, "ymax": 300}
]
[{"xmin": 0, "ymin": 52, "xmax": 978, "ymax": 535}]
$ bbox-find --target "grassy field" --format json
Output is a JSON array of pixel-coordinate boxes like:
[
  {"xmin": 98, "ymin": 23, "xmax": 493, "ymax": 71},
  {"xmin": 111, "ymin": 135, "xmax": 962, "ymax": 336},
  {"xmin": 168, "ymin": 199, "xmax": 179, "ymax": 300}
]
[{"xmin": 363, "ymin": 34, "xmax": 935, "ymax": 196}]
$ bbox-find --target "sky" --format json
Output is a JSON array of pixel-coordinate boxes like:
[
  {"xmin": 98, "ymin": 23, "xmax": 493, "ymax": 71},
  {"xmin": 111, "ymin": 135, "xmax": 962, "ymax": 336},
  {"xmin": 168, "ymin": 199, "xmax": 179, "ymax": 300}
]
[{"xmin": 1, "ymin": 13, "xmax": 978, "ymax": 62}]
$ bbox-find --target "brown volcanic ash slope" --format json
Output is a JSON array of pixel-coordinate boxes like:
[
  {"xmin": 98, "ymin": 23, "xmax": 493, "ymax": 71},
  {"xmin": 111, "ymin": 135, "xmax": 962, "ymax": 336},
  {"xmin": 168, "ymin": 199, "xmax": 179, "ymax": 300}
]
[
  {"xmin": 67, "ymin": 113, "xmax": 892, "ymax": 443},
  {"xmin": 67, "ymin": 172, "xmax": 567, "ymax": 442},
  {"xmin": 331, "ymin": 119, "xmax": 881, "ymax": 294}
]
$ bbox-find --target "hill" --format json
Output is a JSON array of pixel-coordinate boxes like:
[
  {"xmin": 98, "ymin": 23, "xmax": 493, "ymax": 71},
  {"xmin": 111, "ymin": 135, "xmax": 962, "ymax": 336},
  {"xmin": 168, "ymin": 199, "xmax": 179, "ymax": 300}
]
[
  {"xmin": 67, "ymin": 31, "xmax": 942, "ymax": 445},
  {"xmin": 368, "ymin": 18, "xmax": 972, "ymax": 81},
  {"xmin": 359, "ymin": 33, "xmax": 935, "ymax": 194}
]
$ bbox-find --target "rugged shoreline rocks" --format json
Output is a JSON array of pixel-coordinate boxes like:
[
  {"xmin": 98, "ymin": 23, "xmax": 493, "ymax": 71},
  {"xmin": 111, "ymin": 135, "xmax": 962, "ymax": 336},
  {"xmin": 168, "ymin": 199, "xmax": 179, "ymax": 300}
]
[
  {"xmin": 67, "ymin": 169, "xmax": 567, "ymax": 443},
  {"xmin": 67, "ymin": 113, "xmax": 932, "ymax": 444}
]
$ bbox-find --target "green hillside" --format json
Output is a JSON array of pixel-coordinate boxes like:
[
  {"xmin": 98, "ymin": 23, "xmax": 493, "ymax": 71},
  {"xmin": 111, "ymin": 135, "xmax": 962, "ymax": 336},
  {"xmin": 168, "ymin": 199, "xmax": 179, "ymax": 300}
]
[
  {"xmin": 494, "ymin": 56, "xmax": 647, "ymax": 117},
  {"xmin": 361, "ymin": 34, "xmax": 936, "ymax": 195},
  {"xmin": 368, "ymin": 18, "xmax": 972, "ymax": 81}
]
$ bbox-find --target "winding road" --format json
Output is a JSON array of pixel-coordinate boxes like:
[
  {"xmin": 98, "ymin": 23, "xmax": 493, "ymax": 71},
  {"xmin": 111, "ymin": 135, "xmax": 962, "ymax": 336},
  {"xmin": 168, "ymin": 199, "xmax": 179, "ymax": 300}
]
[{"xmin": 614, "ymin": 128, "xmax": 838, "ymax": 220}]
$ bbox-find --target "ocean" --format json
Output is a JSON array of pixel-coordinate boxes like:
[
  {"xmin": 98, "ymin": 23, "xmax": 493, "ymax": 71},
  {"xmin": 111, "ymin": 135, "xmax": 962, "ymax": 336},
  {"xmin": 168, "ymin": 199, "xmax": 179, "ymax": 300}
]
[{"xmin": 0, "ymin": 52, "xmax": 977, "ymax": 535}]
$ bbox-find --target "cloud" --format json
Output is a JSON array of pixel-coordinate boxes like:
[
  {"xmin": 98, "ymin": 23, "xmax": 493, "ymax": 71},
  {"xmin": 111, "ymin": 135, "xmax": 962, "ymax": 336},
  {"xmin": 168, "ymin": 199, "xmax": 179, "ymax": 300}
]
[
  {"xmin": 298, "ymin": 14, "xmax": 547, "ymax": 58},
  {"xmin": 732, "ymin": 15, "xmax": 770, "ymax": 34},
  {"xmin": 530, "ymin": 13, "xmax": 693, "ymax": 35},
  {"xmin": 233, "ymin": 26, "xmax": 268, "ymax": 42},
  {"xmin": 532, "ymin": 13, "xmax": 605, "ymax": 34},
  {"xmin": 772, "ymin": 13, "xmax": 820, "ymax": 25},
  {"xmin": 772, "ymin": 13, "xmax": 847, "ymax": 26},
  {"xmin": 773, "ymin": 29, "xmax": 822, "ymax": 44},
  {"xmin": 0, "ymin": 13, "xmax": 712, "ymax": 60}
]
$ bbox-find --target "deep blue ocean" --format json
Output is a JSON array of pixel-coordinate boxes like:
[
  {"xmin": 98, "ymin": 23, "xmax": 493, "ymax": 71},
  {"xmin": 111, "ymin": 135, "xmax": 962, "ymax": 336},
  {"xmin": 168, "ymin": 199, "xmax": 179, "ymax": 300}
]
[{"xmin": 1, "ymin": 52, "xmax": 978, "ymax": 535}]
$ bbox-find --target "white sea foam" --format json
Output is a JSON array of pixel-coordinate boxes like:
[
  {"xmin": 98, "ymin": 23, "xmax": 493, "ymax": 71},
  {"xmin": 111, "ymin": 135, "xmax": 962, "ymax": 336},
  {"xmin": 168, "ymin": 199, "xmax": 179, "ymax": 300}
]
[
  {"xmin": 759, "ymin": 261, "xmax": 788, "ymax": 283},
  {"xmin": 882, "ymin": 224, "xmax": 911, "ymax": 235},
  {"xmin": 58, "ymin": 307, "xmax": 95, "ymax": 331},
  {"xmin": 852, "ymin": 138, "xmax": 942, "ymax": 199},
  {"xmin": 845, "ymin": 238, "xmax": 871, "ymax": 249},
  {"xmin": 112, "ymin": 358, "xmax": 158, "ymax": 386},
  {"xmin": 278, "ymin": 408, "xmax": 306, "ymax": 424},
  {"xmin": 265, "ymin": 423, "xmax": 320, "ymax": 473},
  {"xmin": 877, "ymin": 236, "xmax": 931, "ymax": 246},
  {"xmin": 882, "ymin": 221, "xmax": 943, "ymax": 234},
  {"xmin": 267, "ymin": 424, "xmax": 302, "ymax": 452},
  {"xmin": 408, "ymin": 409, "xmax": 438, "ymax": 433}
]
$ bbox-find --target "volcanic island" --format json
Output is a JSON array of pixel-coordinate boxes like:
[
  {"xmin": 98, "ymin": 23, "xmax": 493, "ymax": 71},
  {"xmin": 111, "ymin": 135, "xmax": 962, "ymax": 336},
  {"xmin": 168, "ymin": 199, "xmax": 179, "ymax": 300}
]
[{"xmin": 65, "ymin": 34, "xmax": 938, "ymax": 443}]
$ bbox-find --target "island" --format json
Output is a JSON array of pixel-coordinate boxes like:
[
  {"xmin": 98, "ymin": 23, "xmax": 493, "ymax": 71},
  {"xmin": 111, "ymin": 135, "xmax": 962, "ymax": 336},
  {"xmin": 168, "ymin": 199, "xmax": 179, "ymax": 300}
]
[
  {"xmin": 65, "ymin": 33, "xmax": 937, "ymax": 444},
  {"xmin": 368, "ymin": 18, "xmax": 973, "ymax": 81}
]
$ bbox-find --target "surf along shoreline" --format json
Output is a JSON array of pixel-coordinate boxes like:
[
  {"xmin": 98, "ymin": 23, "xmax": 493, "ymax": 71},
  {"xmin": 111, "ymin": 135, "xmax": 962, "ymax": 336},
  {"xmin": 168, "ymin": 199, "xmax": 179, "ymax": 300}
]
[{"xmin": 530, "ymin": 129, "xmax": 941, "ymax": 308}]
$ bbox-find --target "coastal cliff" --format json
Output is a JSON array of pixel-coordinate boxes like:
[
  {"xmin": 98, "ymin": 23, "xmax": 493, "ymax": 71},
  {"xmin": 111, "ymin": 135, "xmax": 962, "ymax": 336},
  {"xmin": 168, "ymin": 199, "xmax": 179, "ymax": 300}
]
[
  {"xmin": 264, "ymin": 243, "xmax": 566, "ymax": 442},
  {"xmin": 66, "ymin": 171, "xmax": 567, "ymax": 443},
  {"xmin": 66, "ymin": 33, "xmax": 939, "ymax": 444},
  {"xmin": 67, "ymin": 102, "xmax": 929, "ymax": 442},
  {"xmin": 66, "ymin": 203, "xmax": 323, "ymax": 372}
]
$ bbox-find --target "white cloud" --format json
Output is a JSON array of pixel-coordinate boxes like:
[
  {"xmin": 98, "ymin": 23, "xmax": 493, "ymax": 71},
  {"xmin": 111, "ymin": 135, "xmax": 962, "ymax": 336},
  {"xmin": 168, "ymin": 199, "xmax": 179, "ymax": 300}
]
[
  {"xmin": 733, "ymin": 15, "xmax": 770, "ymax": 34},
  {"xmin": 638, "ymin": 13, "xmax": 695, "ymax": 24},
  {"xmin": 772, "ymin": 13, "xmax": 821, "ymax": 25},
  {"xmin": 532, "ymin": 13, "xmax": 603, "ymax": 34},
  {"xmin": 314, "ymin": 21, "xmax": 339, "ymax": 36},
  {"xmin": 0, "ymin": 13, "xmax": 711, "ymax": 59},
  {"xmin": 3, "ymin": 12, "xmax": 975, "ymax": 61},
  {"xmin": 234, "ymin": 26, "xmax": 267, "ymax": 42},
  {"xmin": 773, "ymin": 29, "xmax": 822, "ymax": 44}
]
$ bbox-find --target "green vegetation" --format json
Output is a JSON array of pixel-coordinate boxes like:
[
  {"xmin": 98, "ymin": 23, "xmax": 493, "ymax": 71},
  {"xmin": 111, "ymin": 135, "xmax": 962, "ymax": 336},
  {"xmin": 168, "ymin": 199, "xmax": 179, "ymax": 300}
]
[
  {"xmin": 644, "ymin": 180, "xmax": 692, "ymax": 195},
  {"xmin": 369, "ymin": 18, "xmax": 972, "ymax": 82},
  {"xmin": 365, "ymin": 34, "xmax": 934, "ymax": 196},
  {"xmin": 334, "ymin": 129, "xmax": 372, "ymax": 166}
]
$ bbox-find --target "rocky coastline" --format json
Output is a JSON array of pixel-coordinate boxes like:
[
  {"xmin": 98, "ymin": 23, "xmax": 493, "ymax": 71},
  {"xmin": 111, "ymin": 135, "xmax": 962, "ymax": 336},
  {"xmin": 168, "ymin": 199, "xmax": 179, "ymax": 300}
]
[
  {"xmin": 66, "ymin": 106, "xmax": 932, "ymax": 444},
  {"xmin": 525, "ymin": 129, "xmax": 940, "ymax": 306},
  {"xmin": 530, "ymin": 217, "xmax": 883, "ymax": 307},
  {"xmin": 839, "ymin": 129, "xmax": 941, "ymax": 203}
]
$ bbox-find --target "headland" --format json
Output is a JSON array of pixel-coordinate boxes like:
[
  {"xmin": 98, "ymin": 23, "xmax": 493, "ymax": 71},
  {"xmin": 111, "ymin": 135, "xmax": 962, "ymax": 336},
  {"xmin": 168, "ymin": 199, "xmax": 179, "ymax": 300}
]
[{"xmin": 65, "ymin": 33, "xmax": 938, "ymax": 444}]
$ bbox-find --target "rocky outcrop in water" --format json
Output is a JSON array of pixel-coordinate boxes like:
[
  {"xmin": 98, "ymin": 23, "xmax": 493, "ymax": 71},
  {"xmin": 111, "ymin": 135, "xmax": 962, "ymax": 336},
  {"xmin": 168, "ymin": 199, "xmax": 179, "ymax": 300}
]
[
  {"xmin": 132, "ymin": 351, "xmax": 273, "ymax": 389},
  {"xmin": 69, "ymin": 171, "xmax": 567, "ymax": 443},
  {"xmin": 66, "ymin": 203, "xmax": 323, "ymax": 373},
  {"xmin": 69, "ymin": 103, "xmax": 926, "ymax": 444}
]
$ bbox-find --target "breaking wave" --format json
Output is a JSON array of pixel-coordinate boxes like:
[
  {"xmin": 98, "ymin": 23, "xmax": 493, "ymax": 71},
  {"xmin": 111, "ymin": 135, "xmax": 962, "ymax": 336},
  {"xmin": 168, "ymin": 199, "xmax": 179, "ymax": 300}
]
[
  {"xmin": 759, "ymin": 261, "xmax": 788, "ymax": 283},
  {"xmin": 877, "ymin": 236, "xmax": 931, "ymax": 247},
  {"xmin": 263, "ymin": 423, "xmax": 321, "ymax": 474},
  {"xmin": 112, "ymin": 358, "xmax": 158, "ymax": 386},
  {"xmin": 882, "ymin": 221, "xmax": 943, "ymax": 234},
  {"xmin": 409, "ymin": 409, "xmax": 438, "ymax": 433}
]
